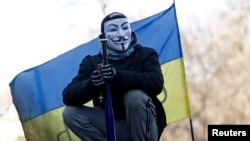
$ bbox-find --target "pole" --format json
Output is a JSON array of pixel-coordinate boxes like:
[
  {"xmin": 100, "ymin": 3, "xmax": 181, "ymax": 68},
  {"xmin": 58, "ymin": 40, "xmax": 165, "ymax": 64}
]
[
  {"xmin": 189, "ymin": 118, "xmax": 195, "ymax": 141},
  {"xmin": 99, "ymin": 35, "xmax": 116, "ymax": 141}
]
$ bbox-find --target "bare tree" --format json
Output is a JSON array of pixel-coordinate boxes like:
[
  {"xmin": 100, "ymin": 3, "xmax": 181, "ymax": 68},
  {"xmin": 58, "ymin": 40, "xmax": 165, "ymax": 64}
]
[{"xmin": 162, "ymin": 0, "xmax": 250, "ymax": 141}]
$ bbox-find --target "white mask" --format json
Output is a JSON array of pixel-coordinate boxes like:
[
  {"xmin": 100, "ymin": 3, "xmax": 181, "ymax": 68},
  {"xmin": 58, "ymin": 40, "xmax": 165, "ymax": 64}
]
[{"xmin": 103, "ymin": 18, "xmax": 132, "ymax": 52}]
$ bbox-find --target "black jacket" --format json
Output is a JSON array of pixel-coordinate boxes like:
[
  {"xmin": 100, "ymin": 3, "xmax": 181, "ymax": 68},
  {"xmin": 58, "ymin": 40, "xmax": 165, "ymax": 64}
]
[{"xmin": 62, "ymin": 32, "xmax": 167, "ymax": 136}]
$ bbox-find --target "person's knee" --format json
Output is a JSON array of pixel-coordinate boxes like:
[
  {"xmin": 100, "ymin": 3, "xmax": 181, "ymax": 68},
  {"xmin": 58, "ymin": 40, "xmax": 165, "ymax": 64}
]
[
  {"xmin": 124, "ymin": 89, "xmax": 148, "ymax": 108},
  {"xmin": 62, "ymin": 106, "xmax": 77, "ymax": 126}
]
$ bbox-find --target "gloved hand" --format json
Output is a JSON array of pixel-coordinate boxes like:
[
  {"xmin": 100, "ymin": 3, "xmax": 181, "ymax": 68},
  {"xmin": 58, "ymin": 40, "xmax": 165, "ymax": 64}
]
[
  {"xmin": 100, "ymin": 64, "xmax": 116, "ymax": 80},
  {"xmin": 90, "ymin": 70, "xmax": 104, "ymax": 86}
]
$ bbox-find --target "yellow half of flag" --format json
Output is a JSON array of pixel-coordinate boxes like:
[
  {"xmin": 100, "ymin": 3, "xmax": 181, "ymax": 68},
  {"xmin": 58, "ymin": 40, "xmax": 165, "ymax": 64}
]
[
  {"xmin": 158, "ymin": 58, "xmax": 191, "ymax": 124},
  {"xmin": 22, "ymin": 107, "xmax": 80, "ymax": 141}
]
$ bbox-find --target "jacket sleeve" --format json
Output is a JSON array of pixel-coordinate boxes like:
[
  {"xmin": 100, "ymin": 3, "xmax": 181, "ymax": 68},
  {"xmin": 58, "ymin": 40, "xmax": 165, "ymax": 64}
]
[
  {"xmin": 111, "ymin": 48, "xmax": 164, "ymax": 96},
  {"xmin": 62, "ymin": 55, "xmax": 100, "ymax": 106}
]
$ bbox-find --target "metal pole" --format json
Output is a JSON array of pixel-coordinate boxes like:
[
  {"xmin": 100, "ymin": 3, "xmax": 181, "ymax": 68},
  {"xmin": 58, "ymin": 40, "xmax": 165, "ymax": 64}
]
[{"xmin": 189, "ymin": 118, "xmax": 195, "ymax": 141}]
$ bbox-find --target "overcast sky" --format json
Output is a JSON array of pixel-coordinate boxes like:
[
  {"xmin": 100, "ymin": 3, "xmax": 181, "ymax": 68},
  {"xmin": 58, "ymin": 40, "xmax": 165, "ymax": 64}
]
[{"xmin": 0, "ymin": 0, "xmax": 226, "ymax": 101}]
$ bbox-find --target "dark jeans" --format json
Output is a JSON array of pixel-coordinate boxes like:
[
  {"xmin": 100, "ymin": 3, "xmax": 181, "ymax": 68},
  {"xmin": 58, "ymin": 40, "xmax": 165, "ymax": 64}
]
[{"xmin": 62, "ymin": 89, "xmax": 158, "ymax": 141}]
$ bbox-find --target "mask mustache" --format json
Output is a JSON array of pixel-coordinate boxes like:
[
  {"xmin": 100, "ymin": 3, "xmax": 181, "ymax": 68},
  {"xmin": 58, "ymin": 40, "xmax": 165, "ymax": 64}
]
[{"xmin": 111, "ymin": 36, "xmax": 129, "ymax": 42}]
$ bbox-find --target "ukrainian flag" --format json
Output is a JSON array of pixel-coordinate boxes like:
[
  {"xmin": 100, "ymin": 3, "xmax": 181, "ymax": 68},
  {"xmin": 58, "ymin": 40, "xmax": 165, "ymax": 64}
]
[{"xmin": 9, "ymin": 3, "xmax": 191, "ymax": 141}]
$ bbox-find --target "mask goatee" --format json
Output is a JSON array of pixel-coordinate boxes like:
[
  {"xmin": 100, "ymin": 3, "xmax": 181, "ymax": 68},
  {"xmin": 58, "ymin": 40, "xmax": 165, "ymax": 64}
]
[{"xmin": 122, "ymin": 43, "xmax": 125, "ymax": 51}]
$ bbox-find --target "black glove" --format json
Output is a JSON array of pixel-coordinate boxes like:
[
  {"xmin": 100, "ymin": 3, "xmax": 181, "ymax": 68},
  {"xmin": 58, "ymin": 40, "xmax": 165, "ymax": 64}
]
[
  {"xmin": 90, "ymin": 70, "xmax": 104, "ymax": 86},
  {"xmin": 100, "ymin": 64, "xmax": 116, "ymax": 80}
]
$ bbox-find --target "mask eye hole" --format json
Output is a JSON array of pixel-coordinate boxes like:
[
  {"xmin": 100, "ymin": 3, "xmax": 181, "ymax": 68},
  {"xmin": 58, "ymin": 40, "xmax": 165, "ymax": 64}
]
[
  {"xmin": 122, "ymin": 24, "xmax": 129, "ymax": 30},
  {"xmin": 110, "ymin": 28, "xmax": 117, "ymax": 32}
]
